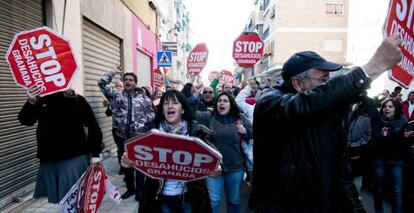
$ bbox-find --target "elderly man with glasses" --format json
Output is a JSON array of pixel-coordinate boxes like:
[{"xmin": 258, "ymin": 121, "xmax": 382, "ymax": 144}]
[{"xmin": 251, "ymin": 35, "xmax": 402, "ymax": 213}]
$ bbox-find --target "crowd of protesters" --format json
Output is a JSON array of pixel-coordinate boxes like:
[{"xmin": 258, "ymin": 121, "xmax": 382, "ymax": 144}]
[{"xmin": 18, "ymin": 35, "xmax": 414, "ymax": 213}]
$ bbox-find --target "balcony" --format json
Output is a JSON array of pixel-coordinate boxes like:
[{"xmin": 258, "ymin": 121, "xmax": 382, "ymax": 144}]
[{"xmin": 255, "ymin": 11, "xmax": 264, "ymax": 26}]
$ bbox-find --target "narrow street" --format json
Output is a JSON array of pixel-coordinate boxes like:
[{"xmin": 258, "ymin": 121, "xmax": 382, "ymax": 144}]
[
  {"xmin": 10, "ymin": 155, "xmax": 392, "ymax": 213},
  {"xmin": 0, "ymin": 1, "xmax": 411, "ymax": 213}
]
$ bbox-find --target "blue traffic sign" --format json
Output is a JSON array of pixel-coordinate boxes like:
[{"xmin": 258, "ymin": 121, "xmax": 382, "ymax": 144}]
[{"xmin": 157, "ymin": 51, "xmax": 172, "ymax": 67}]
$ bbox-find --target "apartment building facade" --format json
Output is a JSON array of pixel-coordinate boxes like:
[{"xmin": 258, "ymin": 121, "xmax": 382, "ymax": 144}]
[{"xmin": 244, "ymin": 0, "xmax": 349, "ymax": 82}]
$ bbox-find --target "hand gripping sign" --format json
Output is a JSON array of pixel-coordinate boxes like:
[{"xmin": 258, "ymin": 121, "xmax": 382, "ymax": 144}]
[
  {"xmin": 232, "ymin": 32, "xmax": 264, "ymax": 67},
  {"xmin": 187, "ymin": 43, "xmax": 209, "ymax": 76},
  {"xmin": 125, "ymin": 129, "xmax": 222, "ymax": 182},
  {"xmin": 384, "ymin": 0, "xmax": 414, "ymax": 88},
  {"xmin": 5, "ymin": 26, "xmax": 79, "ymax": 96}
]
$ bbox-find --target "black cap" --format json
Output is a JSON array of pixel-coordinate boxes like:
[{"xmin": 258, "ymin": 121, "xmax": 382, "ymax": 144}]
[{"xmin": 282, "ymin": 51, "xmax": 343, "ymax": 81}]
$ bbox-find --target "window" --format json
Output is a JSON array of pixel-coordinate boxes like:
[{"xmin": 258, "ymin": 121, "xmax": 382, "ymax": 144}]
[
  {"xmin": 270, "ymin": 6, "xmax": 275, "ymax": 19},
  {"xmin": 261, "ymin": 55, "xmax": 269, "ymax": 71},
  {"xmin": 325, "ymin": 0, "xmax": 344, "ymax": 15},
  {"xmin": 262, "ymin": 28, "xmax": 269, "ymax": 41},
  {"xmin": 264, "ymin": 41, "xmax": 274, "ymax": 56},
  {"xmin": 260, "ymin": 0, "xmax": 271, "ymax": 12},
  {"xmin": 247, "ymin": 20, "xmax": 254, "ymax": 32}
]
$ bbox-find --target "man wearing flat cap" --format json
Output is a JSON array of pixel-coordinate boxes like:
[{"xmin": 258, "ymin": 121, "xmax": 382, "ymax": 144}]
[{"xmin": 250, "ymin": 35, "xmax": 402, "ymax": 213}]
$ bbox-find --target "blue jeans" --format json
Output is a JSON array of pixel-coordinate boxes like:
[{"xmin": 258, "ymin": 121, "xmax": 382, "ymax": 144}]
[
  {"xmin": 206, "ymin": 170, "xmax": 244, "ymax": 213},
  {"xmin": 374, "ymin": 159, "xmax": 403, "ymax": 213},
  {"xmin": 160, "ymin": 195, "xmax": 191, "ymax": 213}
]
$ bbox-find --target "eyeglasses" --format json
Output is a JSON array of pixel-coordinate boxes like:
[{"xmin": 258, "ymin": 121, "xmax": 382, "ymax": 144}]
[
  {"xmin": 203, "ymin": 91, "xmax": 213, "ymax": 94},
  {"xmin": 304, "ymin": 76, "xmax": 330, "ymax": 83}
]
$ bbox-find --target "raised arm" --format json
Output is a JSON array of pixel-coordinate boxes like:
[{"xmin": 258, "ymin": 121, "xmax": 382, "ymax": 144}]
[{"xmin": 98, "ymin": 65, "xmax": 122, "ymax": 99}]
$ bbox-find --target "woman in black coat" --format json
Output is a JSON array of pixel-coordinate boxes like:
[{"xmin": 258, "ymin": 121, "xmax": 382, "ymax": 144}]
[
  {"xmin": 374, "ymin": 98, "xmax": 409, "ymax": 213},
  {"xmin": 18, "ymin": 86, "xmax": 103, "ymax": 203}
]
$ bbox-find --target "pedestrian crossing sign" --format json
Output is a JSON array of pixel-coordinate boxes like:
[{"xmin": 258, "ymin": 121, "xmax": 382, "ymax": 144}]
[{"xmin": 157, "ymin": 51, "xmax": 172, "ymax": 67}]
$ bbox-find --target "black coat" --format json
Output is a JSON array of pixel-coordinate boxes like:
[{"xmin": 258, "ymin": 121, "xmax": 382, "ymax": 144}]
[
  {"xmin": 138, "ymin": 120, "xmax": 212, "ymax": 213},
  {"xmin": 187, "ymin": 95, "xmax": 215, "ymax": 113},
  {"xmin": 375, "ymin": 116, "xmax": 408, "ymax": 160},
  {"xmin": 181, "ymin": 83, "xmax": 193, "ymax": 99},
  {"xmin": 18, "ymin": 92, "xmax": 103, "ymax": 161},
  {"xmin": 347, "ymin": 95, "xmax": 382, "ymax": 177},
  {"xmin": 251, "ymin": 68, "xmax": 370, "ymax": 213},
  {"xmin": 347, "ymin": 95, "xmax": 382, "ymax": 157}
]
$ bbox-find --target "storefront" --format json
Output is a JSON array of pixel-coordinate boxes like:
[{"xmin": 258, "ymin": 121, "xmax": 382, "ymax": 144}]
[
  {"xmin": 132, "ymin": 15, "xmax": 159, "ymax": 89},
  {"xmin": 0, "ymin": 0, "xmax": 44, "ymax": 208},
  {"xmin": 82, "ymin": 18, "xmax": 122, "ymax": 150}
]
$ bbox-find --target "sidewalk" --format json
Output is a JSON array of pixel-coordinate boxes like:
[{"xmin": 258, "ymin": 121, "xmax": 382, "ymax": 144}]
[{"xmin": 10, "ymin": 154, "xmax": 139, "ymax": 213}]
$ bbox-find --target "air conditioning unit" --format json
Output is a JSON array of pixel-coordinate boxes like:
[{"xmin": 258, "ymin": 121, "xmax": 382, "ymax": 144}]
[{"xmin": 255, "ymin": 11, "xmax": 264, "ymax": 26}]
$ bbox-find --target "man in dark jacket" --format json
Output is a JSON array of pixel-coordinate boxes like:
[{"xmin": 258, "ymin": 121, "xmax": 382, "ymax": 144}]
[{"xmin": 251, "ymin": 35, "xmax": 402, "ymax": 213}]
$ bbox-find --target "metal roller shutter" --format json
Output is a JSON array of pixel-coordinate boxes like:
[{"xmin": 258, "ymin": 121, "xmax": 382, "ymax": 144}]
[
  {"xmin": 0, "ymin": 0, "xmax": 43, "ymax": 207},
  {"xmin": 82, "ymin": 18, "xmax": 121, "ymax": 151},
  {"xmin": 137, "ymin": 50, "xmax": 151, "ymax": 87}
]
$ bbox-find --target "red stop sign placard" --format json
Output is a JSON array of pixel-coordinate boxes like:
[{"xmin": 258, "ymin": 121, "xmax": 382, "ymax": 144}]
[
  {"xmin": 187, "ymin": 43, "xmax": 209, "ymax": 76},
  {"xmin": 216, "ymin": 70, "xmax": 235, "ymax": 91},
  {"xmin": 208, "ymin": 71, "xmax": 220, "ymax": 82},
  {"xmin": 125, "ymin": 129, "xmax": 222, "ymax": 182},
  {"xmin": 153, "ymin": 68, "xmax": 164, "ymax": 90},
  {"xmin": 233, "ymin": 32, "xmax": 264, "ymax": 67},
  {"xmin": 384, "ymin": 0, "xmax": 414, "ymax": 88},
  {"xmin": 5, "ymin": 26, "xmax": 79, "ymax": 96},
  {"xmin": 220, "ymin": 70, "xmax": 234, "ymax": 85},
  {"xmin": 81, "ymin": 165, "xmax": 106, "ymax": 213}
]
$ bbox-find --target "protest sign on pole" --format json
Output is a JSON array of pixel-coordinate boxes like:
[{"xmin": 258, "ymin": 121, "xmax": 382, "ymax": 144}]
[
  {"xmin": 153, "ymin": 68, "xmax": 164, "ymax": 90},
  {"xmin": 219, "ymin": 70, "xmax": 235, "ymax": 85},
  {"xmin": 5, "ymin": 26, "xmax": 79, "ymax": 96},
  {"xmin": 125, "ymin": 129, "xmax": 222, "ymax": 182},
  {"xmin": 208, "ymin": 71, "xmax": 220, "ymax": 82},
  {"xmin": 384, "ymin": 0, "xmax": 414, "ymax": 88},
  {"xmin": 232, "ymin": 32, "xmax": 264, "ymax": 67},
  {"xmin": 80, "ymin": 165, "xmax": 106, "ymax": 213},
  {"xmin": 187, "ymin": 43, "xmax": 209, "ymax": 76},
  {"xmin": 60, "ymin": 164, "xmax": 120, "ymax": 213}
]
